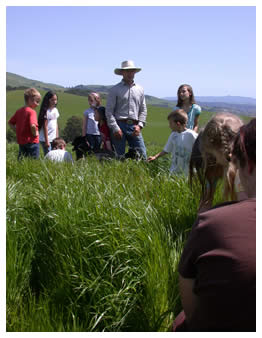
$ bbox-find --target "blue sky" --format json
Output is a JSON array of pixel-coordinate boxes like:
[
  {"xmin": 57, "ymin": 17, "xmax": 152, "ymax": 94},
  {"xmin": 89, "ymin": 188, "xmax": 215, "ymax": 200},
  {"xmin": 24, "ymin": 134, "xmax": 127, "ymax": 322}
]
[{"xmin": 6, "ymin": 5, "xmax": 256, "ymax": 98}]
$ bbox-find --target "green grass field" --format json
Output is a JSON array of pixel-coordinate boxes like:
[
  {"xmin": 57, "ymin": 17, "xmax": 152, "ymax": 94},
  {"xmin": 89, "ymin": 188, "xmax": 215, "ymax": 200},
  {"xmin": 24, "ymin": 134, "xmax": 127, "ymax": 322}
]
[
  {"xmin": 6, "ymin": 90, "xmax": 250, "ymax": 331},
  {"xmin": 6, "ymin": 143, "xmax": 198, "ymax": 331}
]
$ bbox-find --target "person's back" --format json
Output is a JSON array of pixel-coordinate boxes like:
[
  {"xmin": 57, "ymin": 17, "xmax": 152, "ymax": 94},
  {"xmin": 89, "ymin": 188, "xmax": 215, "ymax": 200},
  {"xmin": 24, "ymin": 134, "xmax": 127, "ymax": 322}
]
[
  {"xmin": 45, "ymin": 137, "xmax": 73, "ymax": 162},
  {"xmin": 45, "ymin": 149, "xmax": 73, "ymax": 162},
  {"xmin": 179, "ymin": 199, "xmax": 256, "ymax": 331},
  {"xmin": 176, "ymin": 118, "xmax": 256, "ymax": 332}
]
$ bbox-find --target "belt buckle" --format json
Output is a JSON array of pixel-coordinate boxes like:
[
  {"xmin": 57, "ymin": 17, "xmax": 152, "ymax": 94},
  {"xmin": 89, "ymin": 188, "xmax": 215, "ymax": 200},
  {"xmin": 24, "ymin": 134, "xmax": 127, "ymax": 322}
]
[{"xmin": 126, "ymin": 119, "xmax": 133, "ymax": 125}]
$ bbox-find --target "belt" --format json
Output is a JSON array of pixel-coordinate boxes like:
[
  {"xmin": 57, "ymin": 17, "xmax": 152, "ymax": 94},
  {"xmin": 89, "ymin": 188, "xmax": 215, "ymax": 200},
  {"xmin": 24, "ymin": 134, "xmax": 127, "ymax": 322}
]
[{"xmin": 117, "ymin": 119, "xmax": 138, "ymax": 125}]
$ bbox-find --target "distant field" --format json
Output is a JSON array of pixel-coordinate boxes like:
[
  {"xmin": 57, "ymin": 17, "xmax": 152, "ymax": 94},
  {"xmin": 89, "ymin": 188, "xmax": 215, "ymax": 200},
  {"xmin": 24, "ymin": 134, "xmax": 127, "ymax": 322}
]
[{"xmin": 6, "ymin": 90, "xmax": 251, "ymax": 149}]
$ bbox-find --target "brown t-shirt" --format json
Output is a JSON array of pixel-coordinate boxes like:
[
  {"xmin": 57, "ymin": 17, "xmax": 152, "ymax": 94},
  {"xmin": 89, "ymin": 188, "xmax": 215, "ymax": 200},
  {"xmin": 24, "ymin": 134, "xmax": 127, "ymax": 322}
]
[{"xmin": 179, "ymin": 199, "xmax": 256, "ymax": 331}]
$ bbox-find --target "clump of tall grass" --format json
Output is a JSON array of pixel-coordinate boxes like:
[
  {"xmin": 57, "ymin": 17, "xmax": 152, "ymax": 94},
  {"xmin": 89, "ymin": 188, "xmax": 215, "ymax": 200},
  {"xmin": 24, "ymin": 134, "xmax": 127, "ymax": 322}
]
[{"xmin": 6, "ymin": 143, "xmax": 222, "ymax": 331}]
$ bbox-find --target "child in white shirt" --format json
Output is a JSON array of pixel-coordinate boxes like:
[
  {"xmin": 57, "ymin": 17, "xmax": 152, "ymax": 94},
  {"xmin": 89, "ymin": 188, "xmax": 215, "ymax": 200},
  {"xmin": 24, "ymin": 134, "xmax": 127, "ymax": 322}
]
[
  {"xmin": 147, "ymin": 109, "xmax": 197, "ymax": 175},
  {"xmin": 38, "ymin": 91, "xmax": 60, "ymax": 155},
  {"xmin": 45, "ymin": 138, "xmax": 73, "ymax": 163}
]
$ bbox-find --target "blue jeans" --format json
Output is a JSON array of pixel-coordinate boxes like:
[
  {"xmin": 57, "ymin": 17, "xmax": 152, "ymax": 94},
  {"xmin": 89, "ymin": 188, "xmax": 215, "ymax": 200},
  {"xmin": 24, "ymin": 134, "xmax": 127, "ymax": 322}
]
[
  {"xmin": 111, "ymin": 121, "xmax": 147, "ymax": 159},
  {"xmin": 40, "ymin": 141, "xmax": 52, "ymax": 156},
  {"xmin": 18, "ymin": 143, "xmax": 40, "ymax": 160},
  {"xmin": 86, "ymin": 134, "xmax": 102, "ymax": 152}
]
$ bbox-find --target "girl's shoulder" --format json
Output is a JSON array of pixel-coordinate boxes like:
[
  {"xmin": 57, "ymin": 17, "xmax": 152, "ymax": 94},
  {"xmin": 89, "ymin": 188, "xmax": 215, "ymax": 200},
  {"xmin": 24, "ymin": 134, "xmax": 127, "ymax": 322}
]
[
  {"xmin": 192, "ymin": 103, "xmax": 201, "ymax": 112},
  {"xmin": 84, "ymin": 107, "xmax": 94, "ymax": 114},
  {"xmin": 47, "ymin": 107, "xmax": 59, "ymax": 119}
]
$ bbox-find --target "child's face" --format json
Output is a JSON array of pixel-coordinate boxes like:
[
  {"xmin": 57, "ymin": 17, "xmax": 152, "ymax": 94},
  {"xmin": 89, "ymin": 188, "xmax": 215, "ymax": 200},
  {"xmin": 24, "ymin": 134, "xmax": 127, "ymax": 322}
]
[
  {"xmin": 88, "ymin": 95, "xmax": 97, "ymax": 107},
  {"xmin": 28, "ymin": 95, "xmax": 41, "ymax": 108},
  {"xmin": 49, "ymin": 95, "xmax": 58, "ymax": 108},
  {"xmin": 179, "ymin": 86, "xmax": 191, "ymax": 101},
  {"xmin": 169, "ymin": 119, "xmax": 179, "ymax": 132}
]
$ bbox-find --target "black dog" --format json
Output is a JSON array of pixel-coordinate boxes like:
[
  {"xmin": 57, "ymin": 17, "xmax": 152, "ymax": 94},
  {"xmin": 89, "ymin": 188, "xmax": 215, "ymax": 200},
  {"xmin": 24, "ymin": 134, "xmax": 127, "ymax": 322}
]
[
  {"xmin": 72, "ymin": 136, "xmax": 115, "ymax": 161},
  {"xmin": 72, "ymin": 136, "xmax": 92, "ymax": 160},
  {"xmin": 124, "ymin": 148, "xmax": 143, "ymax": 160},
  {"xmin": 72, "ymin": 136, "xmax": 142, "ymax": 161}
]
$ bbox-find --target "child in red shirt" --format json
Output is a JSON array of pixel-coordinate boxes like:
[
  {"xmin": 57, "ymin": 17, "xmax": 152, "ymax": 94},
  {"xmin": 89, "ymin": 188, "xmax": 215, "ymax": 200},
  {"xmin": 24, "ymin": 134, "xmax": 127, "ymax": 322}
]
[
  {"xmin": 8, "ymin": 88, "xmax": 41, "ymax": 159},
  {"xmin": 94, "ymin": 106, "xmax": 113, "ymax": 151}
]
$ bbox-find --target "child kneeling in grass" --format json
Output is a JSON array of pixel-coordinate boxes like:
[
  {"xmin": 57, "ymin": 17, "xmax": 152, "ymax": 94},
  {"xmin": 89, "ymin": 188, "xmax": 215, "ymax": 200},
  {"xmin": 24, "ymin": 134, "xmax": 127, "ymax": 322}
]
[
  {"xmin": 147, "ymin": 109, "xmax": 198, "ymax": 175},
  {"xmin": 45, "ymin": 137, "xmax": 73, "ymax": 163}
]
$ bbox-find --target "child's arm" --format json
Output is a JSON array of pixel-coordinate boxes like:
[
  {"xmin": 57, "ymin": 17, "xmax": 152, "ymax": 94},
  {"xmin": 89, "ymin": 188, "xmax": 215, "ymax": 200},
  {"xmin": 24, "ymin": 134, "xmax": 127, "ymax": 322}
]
[
  {"xmin": 31, "ymin": 124, "xmax": 39, "ymax": 137},
  {"xmin": 82, "ymin": 116, "xmax": 87, "ymax": 137},
  {"xmin": 147, "ymin": 150, "xmax": 167, "ymax": 162},
  {"xmin": 56, "ymin": 122, "xmax": 59, "ymax": 137},
  {"xmin": 105, "ymin": 140, "xmax": 113, "ymax": 151},
  {"xmin": 43, "ymin": 120, "xmax": 49, "ymax": 146},
  {"xmin": 193, "ymin": 115, "xmax": 200, "ymax": 132}
]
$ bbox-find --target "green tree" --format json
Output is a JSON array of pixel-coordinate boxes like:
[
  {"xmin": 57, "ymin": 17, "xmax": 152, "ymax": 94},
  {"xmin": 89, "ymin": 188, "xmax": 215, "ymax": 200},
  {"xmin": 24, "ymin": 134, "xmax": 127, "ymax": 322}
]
[
  {"xmin": 6, "ymin": 128, "xmax": 17, "ymax": 143},
  {"xmin": 61, "ymin": 115, "xmax": 82, "ymax": 143}
]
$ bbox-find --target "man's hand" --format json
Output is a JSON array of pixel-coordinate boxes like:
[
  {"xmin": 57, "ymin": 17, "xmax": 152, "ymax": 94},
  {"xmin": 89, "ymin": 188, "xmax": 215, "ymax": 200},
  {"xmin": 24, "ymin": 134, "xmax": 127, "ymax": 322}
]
[
  {"xmin": 113, "ymin": 129, "xmax": 123, "ymax": 139},
  {"xmin": 132, "ymin": 125, "xmax": 141, "ymax": 136}
]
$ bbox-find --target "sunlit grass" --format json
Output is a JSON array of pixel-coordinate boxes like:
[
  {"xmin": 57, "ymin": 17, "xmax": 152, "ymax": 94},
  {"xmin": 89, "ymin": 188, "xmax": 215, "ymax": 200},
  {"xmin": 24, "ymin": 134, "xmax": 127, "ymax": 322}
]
[{"xmin": 6, "ymin": 142, "xmax": 223, "ymax": 331}]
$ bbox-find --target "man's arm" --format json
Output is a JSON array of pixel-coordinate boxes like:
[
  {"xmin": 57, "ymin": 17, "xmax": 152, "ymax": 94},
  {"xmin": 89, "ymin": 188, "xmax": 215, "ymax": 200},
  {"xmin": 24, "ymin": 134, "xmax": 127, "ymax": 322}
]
[
  {"xmin": 138, "ymin": 91, "xmax": 147, "ymax": 126},
  {"xmin": 105, "ymin": 89, "xmax": 120, "ymax": 133}
]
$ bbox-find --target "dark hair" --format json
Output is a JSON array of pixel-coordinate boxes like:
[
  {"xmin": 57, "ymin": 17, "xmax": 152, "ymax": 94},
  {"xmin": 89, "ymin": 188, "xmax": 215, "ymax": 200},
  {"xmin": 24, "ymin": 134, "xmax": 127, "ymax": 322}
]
[
  {"xmin": 96, "ymin": 106, "xmax": 106, "ymax": 122},
  {"xmin": 176, "ymin": 84, "xmax": 196, "ymax": 107},
  {"xmin": 232, "ymin": 118, "xmax": 256, "ymax": 174},
  {"xmin": 38, "ymin": 91, "xmax": 57, "ymax": 130},
  {"xmin": 51, "ymin": 137, "xmax": 66, "ymax": 150},
  {"xmin": 167, "ymin": 109, "xmax": 188, "ymax": 125}
]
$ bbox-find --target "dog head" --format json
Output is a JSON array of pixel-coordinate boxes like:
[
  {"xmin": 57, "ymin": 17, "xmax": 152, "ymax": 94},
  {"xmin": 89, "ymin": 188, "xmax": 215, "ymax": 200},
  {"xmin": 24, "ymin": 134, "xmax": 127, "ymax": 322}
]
[{"xmin": 72, "ymin": 136, "xmax": 92, "ymax": 160}]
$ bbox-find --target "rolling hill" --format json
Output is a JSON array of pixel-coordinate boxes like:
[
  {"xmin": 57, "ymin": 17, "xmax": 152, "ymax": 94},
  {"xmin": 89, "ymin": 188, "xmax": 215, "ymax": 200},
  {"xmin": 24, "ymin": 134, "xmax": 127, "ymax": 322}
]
[
  {"xmin": 7, "ymin": 72, "xmax": 64, "ymax": 91},
  {"xmin": 6, "ymin": 72, "xmax": 256, "ymax": 116}
]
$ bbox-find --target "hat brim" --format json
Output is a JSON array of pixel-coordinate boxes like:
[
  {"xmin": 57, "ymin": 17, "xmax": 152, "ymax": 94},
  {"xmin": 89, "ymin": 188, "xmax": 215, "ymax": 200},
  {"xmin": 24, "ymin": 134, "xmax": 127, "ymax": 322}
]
[{"xmin": 114, "ymin": 68, "xmax": 141, "ymax": 75}]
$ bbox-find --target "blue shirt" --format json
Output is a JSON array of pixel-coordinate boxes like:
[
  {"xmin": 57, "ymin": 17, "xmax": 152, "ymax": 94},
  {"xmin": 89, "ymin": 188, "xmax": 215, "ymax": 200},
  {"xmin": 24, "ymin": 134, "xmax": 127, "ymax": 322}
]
[{"xmin": 174, "ymin": 104, "xmax": 201, "ymax": 130}]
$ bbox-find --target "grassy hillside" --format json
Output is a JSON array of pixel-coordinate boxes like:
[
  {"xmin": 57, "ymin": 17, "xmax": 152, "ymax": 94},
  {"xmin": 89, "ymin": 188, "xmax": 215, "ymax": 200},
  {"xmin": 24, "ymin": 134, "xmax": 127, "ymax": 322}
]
[{"xmin": 7, "ymin": 72, "xmax": 64, "ymax": 91}]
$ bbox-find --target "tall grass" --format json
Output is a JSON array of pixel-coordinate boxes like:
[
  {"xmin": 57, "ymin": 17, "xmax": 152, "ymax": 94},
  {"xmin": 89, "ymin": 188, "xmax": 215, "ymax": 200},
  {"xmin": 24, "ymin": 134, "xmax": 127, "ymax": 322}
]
[{"xmin": 6, "ymin": 142, "xmax": 222, "ymax": 331}]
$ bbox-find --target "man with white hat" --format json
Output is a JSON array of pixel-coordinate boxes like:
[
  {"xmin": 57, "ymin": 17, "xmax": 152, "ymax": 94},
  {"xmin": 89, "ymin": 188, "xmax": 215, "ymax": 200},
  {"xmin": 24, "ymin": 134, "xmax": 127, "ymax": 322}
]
[{"xmin": 105, "ymin": 60, "xmax": 147, "ymax": 159}]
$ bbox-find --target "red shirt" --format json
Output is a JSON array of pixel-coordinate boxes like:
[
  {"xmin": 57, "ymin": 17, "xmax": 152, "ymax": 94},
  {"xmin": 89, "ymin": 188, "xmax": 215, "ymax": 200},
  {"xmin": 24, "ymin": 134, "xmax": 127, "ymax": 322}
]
[
  {"xmin": 99, "ymin": 122, "xmax": 112, "ymax": 151},
  {"xmin": 8, "ymin": 106, "xmax": 39, "ymax": 145}
]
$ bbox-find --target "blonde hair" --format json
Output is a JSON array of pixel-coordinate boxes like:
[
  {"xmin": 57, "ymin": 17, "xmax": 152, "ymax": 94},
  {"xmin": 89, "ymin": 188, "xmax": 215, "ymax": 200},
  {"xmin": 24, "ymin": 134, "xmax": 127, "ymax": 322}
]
[
  {"xmin": 190, "ymin": 112, "xmax": 244, "ymax": 210},
  {"xmin": 168, "ymin": 109, "xmax": 188, "ymax": 125},
  {"xmin": 24, "ymin": 88, "xmax": 41, "ymax": 104},
  {"xmin": 88, "ymin": 92, "xmax": 101, "ymax": 106},
  {"xmin": 201, "ymin": 112, "xmax": 243, "ymax": 164}
]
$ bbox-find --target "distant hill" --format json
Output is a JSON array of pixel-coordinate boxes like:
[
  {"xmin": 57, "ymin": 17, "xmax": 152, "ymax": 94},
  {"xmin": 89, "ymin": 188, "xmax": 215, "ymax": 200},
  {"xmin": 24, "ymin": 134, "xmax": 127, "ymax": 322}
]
[
  {"xmin": 7, "ymin": 72, "xmax": 64, "ymax": 91},
  {"xmin": 6, "ymin": 72, "xmax": 256, "ymax": 116},
  {"xmin": 163, "ymin": 95, "xmax": 256, "ymax": 105}
]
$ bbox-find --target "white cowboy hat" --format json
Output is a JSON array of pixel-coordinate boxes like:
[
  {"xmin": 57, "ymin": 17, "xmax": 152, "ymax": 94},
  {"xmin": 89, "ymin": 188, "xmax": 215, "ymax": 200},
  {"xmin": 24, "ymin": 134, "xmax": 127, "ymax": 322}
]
[{"xmin": 114, "ymin": 60, "xmax": 142, "ymax": 75}]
